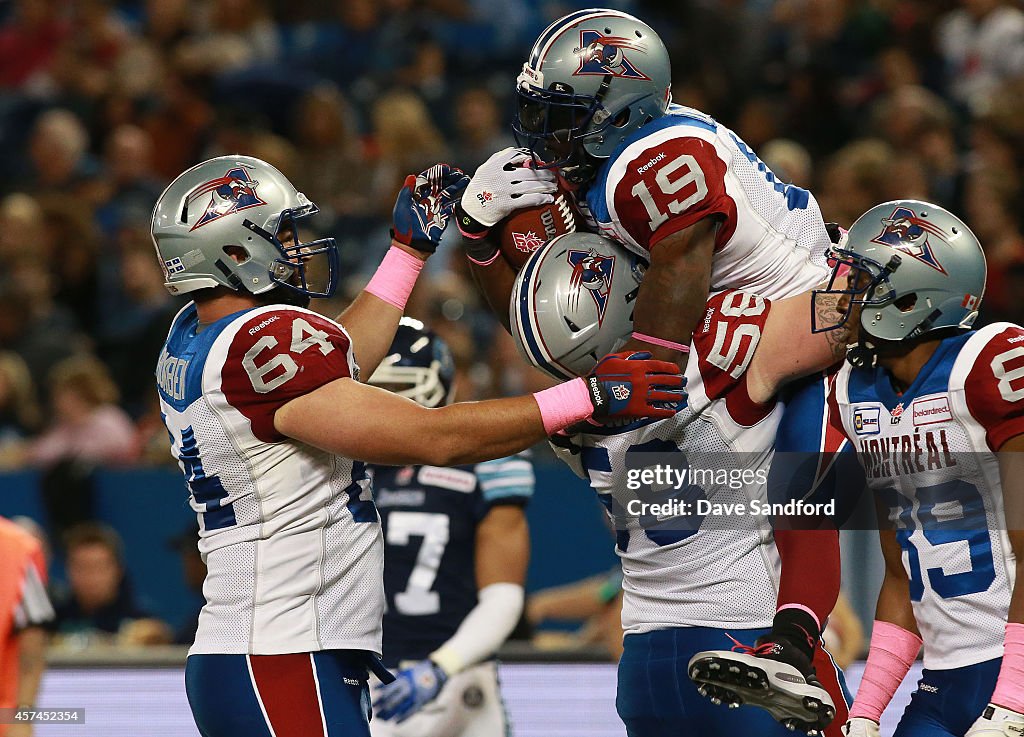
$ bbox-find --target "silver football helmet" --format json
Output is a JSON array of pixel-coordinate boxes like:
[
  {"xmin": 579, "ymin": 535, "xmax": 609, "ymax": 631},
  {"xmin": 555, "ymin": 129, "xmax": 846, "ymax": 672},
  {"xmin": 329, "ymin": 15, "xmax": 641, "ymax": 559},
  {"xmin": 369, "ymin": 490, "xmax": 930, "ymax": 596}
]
[
  {"xmin": 813, "ymin": 200, "xmax": 986, "ymax": 344},
  {"xmin": 513, "ymin": 9, "xmax": 672, "ymax": 176},
  {"xmin": 151, "ymin": 155, "xmax": 339, "ymax": 300},
  {"xmin": 367, "ymin": 317, "xmax": 456, "ymax": 408},
  {"xmin": 510, "ymin": 231, "xmax": 646, "ymax": 380}
]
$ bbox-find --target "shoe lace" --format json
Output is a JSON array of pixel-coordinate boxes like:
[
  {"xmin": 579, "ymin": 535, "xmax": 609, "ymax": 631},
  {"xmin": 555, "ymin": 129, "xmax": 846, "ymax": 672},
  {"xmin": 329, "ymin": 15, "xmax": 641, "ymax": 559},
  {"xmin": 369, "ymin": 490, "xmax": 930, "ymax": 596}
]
[{"xmin": 726, "ymin": 633, "xmax": 778, "ymax": 657}]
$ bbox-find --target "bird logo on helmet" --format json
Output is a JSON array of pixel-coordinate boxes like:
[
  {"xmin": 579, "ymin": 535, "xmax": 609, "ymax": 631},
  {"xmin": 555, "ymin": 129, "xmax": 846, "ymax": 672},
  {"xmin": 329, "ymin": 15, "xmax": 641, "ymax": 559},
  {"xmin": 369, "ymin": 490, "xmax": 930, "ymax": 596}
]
[
  {"xmin": 188, "ymin": 166, "xmax": 266, "ymax": 231},
  {"xmin": 871, "ymin": 205, "xmax": 948, "ymax": 274},
  {"xmin": 575, "ymin": 31, "xmax": 650, "ymax": 80},
  {"xmin": 568, "ymin": 249, "xmax": 615, "ymax": 324}
]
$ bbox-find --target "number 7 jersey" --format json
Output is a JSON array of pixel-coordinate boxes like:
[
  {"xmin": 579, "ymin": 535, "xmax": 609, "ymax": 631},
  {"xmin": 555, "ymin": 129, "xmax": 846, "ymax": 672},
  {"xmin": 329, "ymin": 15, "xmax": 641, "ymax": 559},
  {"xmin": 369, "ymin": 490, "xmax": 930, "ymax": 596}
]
[
  {"xmin": 827, "ymin": 323, "xmax": 1024, "ymax": 669},
  {"xmin": 156, "ymin": 303, "xmax": 384, "ymax": 657},
  {"xmin": 584, "ymin": 104, "xmax": 831, "ymax": 301}
]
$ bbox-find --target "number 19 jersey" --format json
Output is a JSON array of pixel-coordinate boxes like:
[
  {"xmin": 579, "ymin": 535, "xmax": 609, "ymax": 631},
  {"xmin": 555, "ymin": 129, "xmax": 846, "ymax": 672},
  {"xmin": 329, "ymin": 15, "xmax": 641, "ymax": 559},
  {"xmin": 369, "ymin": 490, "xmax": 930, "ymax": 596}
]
[
  {"xmin": 157, "ymin": 303, "xmax": 383, "ymax": 657},
  {"xmin": 584, "ymin": 104, "xmax": 830, "ymax": 301},
  {"xmin": 828, "ymin": 323, "xmax": 1024, "ymax": 669}
]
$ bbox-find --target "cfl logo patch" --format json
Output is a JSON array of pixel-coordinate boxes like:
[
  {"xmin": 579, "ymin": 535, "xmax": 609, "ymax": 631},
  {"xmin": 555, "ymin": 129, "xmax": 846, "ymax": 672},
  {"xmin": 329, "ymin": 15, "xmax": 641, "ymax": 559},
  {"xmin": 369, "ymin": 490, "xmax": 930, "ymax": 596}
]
[
  {"xmin": 611, "ymin": 384, "xmax": 631, "ymax": 401},
  {"xmin": 164, "ymin": 257, "xmax": 185, "ymax": 274}
]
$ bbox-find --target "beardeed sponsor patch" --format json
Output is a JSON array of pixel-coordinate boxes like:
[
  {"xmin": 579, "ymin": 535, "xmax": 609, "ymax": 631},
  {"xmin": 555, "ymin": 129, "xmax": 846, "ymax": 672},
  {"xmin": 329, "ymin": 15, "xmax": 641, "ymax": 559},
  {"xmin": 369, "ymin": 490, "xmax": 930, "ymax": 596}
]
[{"xmin": 912, "ymin": 396, "xmax": 952, "ymax": 426}]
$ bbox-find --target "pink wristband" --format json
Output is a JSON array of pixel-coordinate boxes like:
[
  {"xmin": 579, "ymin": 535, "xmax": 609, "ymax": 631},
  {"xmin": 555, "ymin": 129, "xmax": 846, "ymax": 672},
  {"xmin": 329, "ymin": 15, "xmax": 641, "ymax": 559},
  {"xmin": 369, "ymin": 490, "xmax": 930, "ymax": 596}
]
[
  {"xmin": 364, "ymin": 247, "xmax": 424, "ymax": 310},
  {"xmin": 632, "ymin": 331, "xmax": 690, "ymax": 354},
  {"xmin": 467, "ymin": 251, "xmax": 500, "ymax": 267},
  {"xmin": 849, "ymin": 620, "xmax": 922, "ymax": 722},
  {"xmin": 991, "ymin": 623, "xmax": 1024, "ymax": 712},
  {"xmin": 777, "ymin": 603, "xmax": 821, "ymax": 632},
  {"xmin": 533, "ymin": 378, "xmax": 593, "ymax": 435}
]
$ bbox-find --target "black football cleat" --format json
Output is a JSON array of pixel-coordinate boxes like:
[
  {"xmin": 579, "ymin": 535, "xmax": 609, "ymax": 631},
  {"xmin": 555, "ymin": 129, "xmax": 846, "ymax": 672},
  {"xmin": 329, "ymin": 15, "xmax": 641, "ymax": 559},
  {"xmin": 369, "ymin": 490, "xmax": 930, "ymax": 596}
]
[{"xmin": 688, "ymin": 639, "xmax": 836, "ymax": 736}]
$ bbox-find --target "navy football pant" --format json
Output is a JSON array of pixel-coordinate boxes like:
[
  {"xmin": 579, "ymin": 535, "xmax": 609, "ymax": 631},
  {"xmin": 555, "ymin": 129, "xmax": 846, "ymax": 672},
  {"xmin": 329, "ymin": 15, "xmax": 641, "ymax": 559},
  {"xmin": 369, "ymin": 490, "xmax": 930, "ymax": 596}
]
[
  {"xmin": 617, "ymin": 627, "xmax": 852, "ymax": 737},
  {"xmin": 892, "ymin": 658, "xmax": 1001, "ymax": 737},
  {"xmin": 186, "ymin": 650, "xmax": 372, "ymax": 737}
]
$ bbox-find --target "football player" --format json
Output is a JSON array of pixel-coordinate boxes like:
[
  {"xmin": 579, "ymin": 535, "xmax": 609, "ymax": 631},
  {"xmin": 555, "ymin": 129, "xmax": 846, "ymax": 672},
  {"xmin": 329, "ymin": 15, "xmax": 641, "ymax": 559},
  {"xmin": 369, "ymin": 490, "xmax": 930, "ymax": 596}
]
[
  {"xmin": 509, "ymin": 231, "xmax": 851, "ymax": 737},
  {"xmin": 0, "ymin": 516, "xmax": 53, "ymax": 737},
  {"xmin": 366, "ymin": 318, "xmax": 533, "ymax": 736},
  {"xmin": 457, "ymin": 9, "xmax": 837, "ymax": 367},
  {"xmin": 699, "ymin": 201, "xmax": 1024, "ymax": 737},
  {"xmin": 151, "ymin": 156, "xmax": 684, "ymax": 737}
]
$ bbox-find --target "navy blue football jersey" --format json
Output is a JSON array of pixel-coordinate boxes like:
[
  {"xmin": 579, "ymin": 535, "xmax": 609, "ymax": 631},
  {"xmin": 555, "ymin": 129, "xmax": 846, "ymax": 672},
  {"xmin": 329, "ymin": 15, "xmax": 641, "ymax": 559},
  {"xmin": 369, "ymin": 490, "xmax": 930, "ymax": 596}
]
[{"xmin": 372, "ymin": 455, "xmax": 534, "ymax": 667}]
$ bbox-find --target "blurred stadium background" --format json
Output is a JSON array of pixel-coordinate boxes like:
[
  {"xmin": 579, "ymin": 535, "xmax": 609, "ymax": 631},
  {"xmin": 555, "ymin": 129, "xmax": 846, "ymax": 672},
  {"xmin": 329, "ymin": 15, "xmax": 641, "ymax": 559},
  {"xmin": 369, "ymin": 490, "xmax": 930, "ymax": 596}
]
[{"xmin": 1, "ymin": 0, "xmax": 1023, "ymax": 733}]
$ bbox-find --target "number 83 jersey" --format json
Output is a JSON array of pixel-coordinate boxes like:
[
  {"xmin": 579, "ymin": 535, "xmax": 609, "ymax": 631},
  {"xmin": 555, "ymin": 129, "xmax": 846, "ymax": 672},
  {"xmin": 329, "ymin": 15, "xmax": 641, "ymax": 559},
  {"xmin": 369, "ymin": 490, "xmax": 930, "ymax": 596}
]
[
  {"xmin": 584, "ymin": 104, "xmax": 830, "ymax": 301},
  {"xmin": 828, "ymin": 323, "xmax": 1024, "ymax": 669},
  {"xmin": 156, "ymin": 303, "xmax": 383, "ymax": 657}
]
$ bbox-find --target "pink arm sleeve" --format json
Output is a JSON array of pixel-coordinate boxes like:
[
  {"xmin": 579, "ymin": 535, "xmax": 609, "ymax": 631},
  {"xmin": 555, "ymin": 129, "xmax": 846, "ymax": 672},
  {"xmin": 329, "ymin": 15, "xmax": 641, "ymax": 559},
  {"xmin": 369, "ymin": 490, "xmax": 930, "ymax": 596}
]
[{"xmin": 848, "ymin": 620, "xmax": 922, "ymax": 722}]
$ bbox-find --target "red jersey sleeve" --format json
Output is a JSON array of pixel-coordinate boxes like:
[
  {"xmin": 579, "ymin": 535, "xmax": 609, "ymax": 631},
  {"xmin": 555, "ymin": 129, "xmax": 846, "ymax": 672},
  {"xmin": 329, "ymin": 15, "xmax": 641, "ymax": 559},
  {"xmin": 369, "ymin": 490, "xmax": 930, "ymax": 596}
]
[
  {"xmin": 220, "ymin": 309, "xmax": 357, "ymax": 443},
  {"xmin": 611, "ymin": 134, "xmax": 738, "ymax": 251},
  {"xmin": 692, "ymin": 290, "xmax": 772, "ymax": 425},
  {"xmin": 964, "ymin": 325, "xmax": 1024, "ymax": 451}
]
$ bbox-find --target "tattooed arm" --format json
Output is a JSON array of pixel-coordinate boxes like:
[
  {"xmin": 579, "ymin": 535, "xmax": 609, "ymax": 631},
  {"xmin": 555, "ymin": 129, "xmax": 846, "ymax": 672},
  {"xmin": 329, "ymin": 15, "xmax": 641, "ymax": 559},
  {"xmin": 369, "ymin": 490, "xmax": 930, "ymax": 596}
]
[{"xmin": 746, "ymin": 287, "xmax": 849, "ymax": 404}]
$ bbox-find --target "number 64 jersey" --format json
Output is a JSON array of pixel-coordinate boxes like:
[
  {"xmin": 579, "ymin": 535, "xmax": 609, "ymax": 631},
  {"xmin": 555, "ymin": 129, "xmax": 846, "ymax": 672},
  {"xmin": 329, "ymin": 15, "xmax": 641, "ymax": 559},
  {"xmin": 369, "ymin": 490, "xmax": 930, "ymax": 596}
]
[
  {"xmin": 584, "ymin": 104, "xmax": 831, "ymax": 301},
  {"xmin": 156, "ymin": 302, "xmax": 384, "ymax": 657},
  {"xmin": 827, "ymin": 323, "xmax": 1024, "ymax": 670}
]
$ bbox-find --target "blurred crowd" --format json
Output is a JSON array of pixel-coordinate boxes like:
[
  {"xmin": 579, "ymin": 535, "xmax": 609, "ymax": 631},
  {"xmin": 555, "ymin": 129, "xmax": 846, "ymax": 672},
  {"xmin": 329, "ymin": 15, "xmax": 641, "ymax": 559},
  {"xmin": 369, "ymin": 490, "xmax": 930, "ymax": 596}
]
[{"xmin": 2, "ymin": 0, "xmax": 1024, "ymax": 479}]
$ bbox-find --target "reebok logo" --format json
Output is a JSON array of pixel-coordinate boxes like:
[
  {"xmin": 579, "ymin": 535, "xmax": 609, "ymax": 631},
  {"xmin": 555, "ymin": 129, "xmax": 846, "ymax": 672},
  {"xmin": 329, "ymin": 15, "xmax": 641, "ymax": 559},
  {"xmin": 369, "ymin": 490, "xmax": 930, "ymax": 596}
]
[
  {"xmin": 637, "ymin": 152, "xmax": 666, "ymax": 175},
  {"xmin": 248, "ymin": 315, "xmax": 279, "ymax": 335},
  {"xmin": 588, "ymin": 377, "xmax": 604, "ymax": 406},
  {"xmin": 701, "ymin": 306, "xmax": 715, "ymax": 334}
]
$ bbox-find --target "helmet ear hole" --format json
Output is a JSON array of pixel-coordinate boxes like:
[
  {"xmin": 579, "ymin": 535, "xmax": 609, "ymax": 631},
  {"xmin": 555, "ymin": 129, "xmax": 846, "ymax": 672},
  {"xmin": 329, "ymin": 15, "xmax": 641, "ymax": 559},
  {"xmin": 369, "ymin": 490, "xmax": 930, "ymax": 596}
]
[
  {"xmin": 612, "ymin": 109, "xmax": 630, "ymax": 128},
  {"xmin": 894, "ymin": 293, "xmax": 917, "ymax": 313},
  {"xmin": 223, "ymin": 245, "xmax": 251, "ymax": 265}
]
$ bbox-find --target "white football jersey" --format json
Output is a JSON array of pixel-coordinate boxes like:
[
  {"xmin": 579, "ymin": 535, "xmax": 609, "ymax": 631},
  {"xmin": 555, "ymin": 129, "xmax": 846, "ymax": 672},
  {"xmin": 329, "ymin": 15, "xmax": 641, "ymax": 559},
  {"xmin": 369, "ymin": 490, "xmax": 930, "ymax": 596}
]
[
  {"xmin": 157, "ymin": 303, "xmax": 383, "ymax": 657},
  {"xmin": 551, "ymin": 290, "xmax": 784, "ymax": 633},
  {"xmin": 829, "ymin": 323, "xmax": 1023, "ymax": 669},
  {"xmin": 584, "ymin": 104, "xmax": 830, "ymax": 301}
]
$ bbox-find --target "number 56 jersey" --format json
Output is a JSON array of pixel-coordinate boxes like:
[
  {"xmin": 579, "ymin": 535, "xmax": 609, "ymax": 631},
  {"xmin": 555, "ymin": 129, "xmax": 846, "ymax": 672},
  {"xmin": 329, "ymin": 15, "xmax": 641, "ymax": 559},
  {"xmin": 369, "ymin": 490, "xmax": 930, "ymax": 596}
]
[
  {"xmin": 828, "ymin": 323, "xmax": 1024, "ymax": 669},
  {"xmin": 584, "ymin": 104, "xmax": 830, "ymax": 301},
  {"xmin": 156, "ymin": 303, "xmax": 384, "ymax": 657},
  {"xmin": 551, "ymin": 290, "xmax": 784, "ymax": 634}
]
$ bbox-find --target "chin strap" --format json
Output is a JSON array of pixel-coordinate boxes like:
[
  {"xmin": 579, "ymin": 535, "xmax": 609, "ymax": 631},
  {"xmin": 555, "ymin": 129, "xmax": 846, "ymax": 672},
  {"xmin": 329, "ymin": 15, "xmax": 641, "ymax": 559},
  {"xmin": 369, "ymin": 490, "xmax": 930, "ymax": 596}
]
[{"xmin": 846, "ymin": 340, "xmax": 876, "ymax": 369}]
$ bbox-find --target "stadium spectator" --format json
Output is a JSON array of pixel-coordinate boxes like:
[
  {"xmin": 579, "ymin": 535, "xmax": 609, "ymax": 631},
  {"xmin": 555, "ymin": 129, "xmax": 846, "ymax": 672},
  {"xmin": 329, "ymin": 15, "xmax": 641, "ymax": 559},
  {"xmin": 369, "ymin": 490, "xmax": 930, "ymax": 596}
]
[
  {"xmin": 939, "ymin": 0, "xmax": 1024, "ymax": 114},
  {"xmin": 528, "ymin": 569, "xmax": 624, "ymax": 660},
  {"xmin": 26, "ymin": 355, "xmax": 140, "ymax": 468},
  {"xmin": 51, "ymin": 522, "xmax": 170, "ymax": 648},
  {"xmin": 0, "ymin": 0, "xmax": 69, "ymax": 91},
  {"xmin": 166, "ymin": 523, "xmax": 205, "ymax": 647},
  {"xmin": 26, "ymin": 110, "xmax": 97, "ymax": 197},
  {"xmin": 450, "ymin": 87, "xmax": 515, "ymax": 173},
  {"xmin": 0, "ymin": 353, "xmax": 41, "ymax": 470}
]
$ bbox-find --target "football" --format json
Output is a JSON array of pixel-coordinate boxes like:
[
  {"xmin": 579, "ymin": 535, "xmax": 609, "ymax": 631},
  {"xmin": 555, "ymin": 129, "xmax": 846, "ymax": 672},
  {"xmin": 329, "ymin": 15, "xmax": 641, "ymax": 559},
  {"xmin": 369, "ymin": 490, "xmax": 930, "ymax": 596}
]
[{"xmin": 496, "ymin": 184, "xmax": 579, "ymax": 270}]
